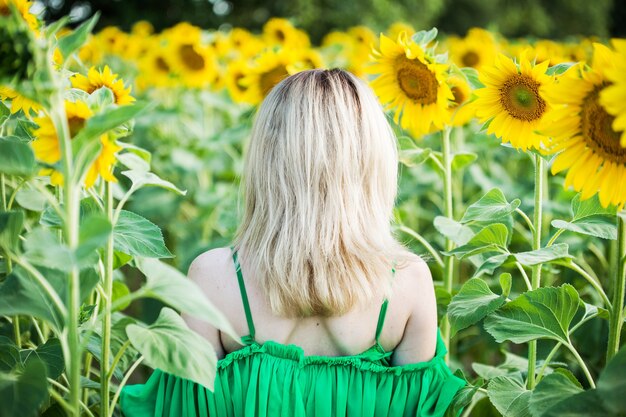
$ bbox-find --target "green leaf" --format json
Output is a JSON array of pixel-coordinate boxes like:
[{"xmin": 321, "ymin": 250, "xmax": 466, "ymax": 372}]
[
  {"xmin": 0, "ymin": 137, "xmax": 36, "ymax": 176},
  {"xmin": 114, "ymin": 210, "xmax": 173, "ymax": 258},
  {"xmin": 14, "ymin": 187, "xmax": 47, "ymax": 212},
  {"xmin": 76, "ymin": 213, "xmax": 112, "ymax": 260},
  {"xmin": 546, "ymin": 62, "xmax": 575, "ymax": 76},
  {"xmin": 551, "ymin": 194, "xmax": 618, "ymax": 240},
  {"xmin": 484, "ymin": 284, "xmax": 581, "ymax": 344},
  {"xmin": 542, "ymin": 389, "xmax": 608, "ymax": 417},
  {"xmin": 116, "ymin": 151, "xmax": 150, "ymax": 172},
  {"xmin": 23, "ymin": 226, "xmax": 100, "ymax": 271},
  {"xmin": 0, "ymin": 357, "xmax": 48, "ymax": 417},
  {"xmin": 500, "ymin": 272, "xmax": 512, "ymax": 297},
  {"xmin": 447, "ymin": 277, "xmax": 508, "ymax": 335},
  {"xmin": 460, "ymin": 67, "xmax": 484, "ymax": 89},
  {"xmin": 597, "ymin": 345, "xmax": 626, "ymax": 414},
  {"xmin": 487, "ymin": 373, "xmax": 532, "ymax": 417},
  {"xmin": 0, "ymin": 337, "xmax": 20, "ymax": 371},
  {"xmin": 411, "ymin": 27, "xmax": 438, "ymax": 46},
  {"xmin": 72, "ymin": 101, "xmax": 148, "ymax": 146},
  {"xmin": 433, "ymin": 216, "xmax": 473, "ymax": 246},
  {"xmin": 135, "ymin": 257, "xmax": 238, "ymax": 341},
  {"xmin": 111, "ymin": 280, "xmax": 131, "ymax": 311},
  {"xmin": 126, "ymin": 308, "xmax": 218, "ymax": 390},
  {"xmin": 530, "ymin": 370, "xmax": 583, "ymax": 417},
  {"xmin": 445, "ymin": 223, "xmax": 508, "ymax": 259},
  {"xmin": 461, "ymin": 188, "xmax": 521, "ymax": 223},
  {"xmin": 57, "ymin": 12, "xmax": 99, "ymax": 59},
  {"xmin": 0, "ymin": 211, "xmax": 24, "ymax": 253},
  {"xmin": 474, "ymin": 253, "xmax": 511, "ymax": 277},
  {"xmin": 452, "ymin": 152, "xmax": 477, "ymax": 171},
  {"xmin": 20, "ymin": 338, "xmax": 64, "ymax": 380},
  {"xmin": 397, "ymin": 135, "xmax": 418, "ymax": 150},
  {"xmin": 513, "ymin": 244, "xmax": 573, "ymax": 266},
  {"xmin": 552, "ymin": 216, "xmax": 617, "ymax": 240},
  {"xmin": 121, "ymin": 169, "xmax": 187, "ymax": 196},
  {"xmin": 399, "ymin": 148, "xmax": 432, "ymax": 167}
]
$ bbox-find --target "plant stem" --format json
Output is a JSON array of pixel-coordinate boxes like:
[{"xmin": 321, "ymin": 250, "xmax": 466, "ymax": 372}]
[
  {"xmin": 108, "ymin": 356, "xmax": 144, "ymax": 417},
  {"xmin": 546, "ymin": 229, "xmax": 565, "ymax": 247},
  {"xmin": 607, "ymin": 212, "xmax": 626, "ymax": 363},
  {"xmin": 398, "ymin": 225, "xmax": 444, "ymax": 268},
  {"xmin": 527, "ymin": 154, "xmax": 544, "ymax": 390},
  {"xmin": 565, "ymin": 342, "xmax": 596, "ymax": 388},
  {"xmin": 440, "ymin": 126, "xmax": 454, "ymax": 361},
  {"xmin": 566, "ymin": 261, "xmax": 611, "ymax": 308},
  {"xmin": 50, "ymin": 84, "xmax": 82, "ymax": 416},
  {"xmin": 101, "ymin": 181, "xmax": 115, "ymax": 417},
  {"xmin": 1, "ymin": 173, "xmax": 19, "ymax": 345},
  {"xmin": 515, "ymin": 207, "xmax": 536, "ymax": 235},
  {"xmin": 514, "ymin": 262, "xmax": 532, "ymax": 291}
]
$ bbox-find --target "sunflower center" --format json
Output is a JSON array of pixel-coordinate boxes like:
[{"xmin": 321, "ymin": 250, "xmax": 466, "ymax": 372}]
[
  {"xmin": 500, "ymin": 74, "xmax": 546, "ymax": 121},
  {"xmin": 275, "ymin": 29, "xmax": 286, "ymax": 42},
  {"xmin": 395, "ymin": 56, "xmax": 438, "ymax": 105},
  {"xmin": 234, "ymin": 73, "xmax": 247, "ymax": 92},
  {"xmin": 259, "ymin": 65, "xmax": 288, "ymax": 96},
  {"xmin": 67, "ymin": 116, "xmax": 86, "ymax": 138},
  {"xmin": 462, "ymin": 51, "xmax": 479, "ymax": 68},
  {"xmin": 582, "ymin": 86, "xmax": 625, "ymax": 162},
  {"xmin": 155, "ymin": 56, "xmax": 170, "ymax": 72},
  {"xmin": 179, "ymin": 44, "xmax": 205, "ymax": 71},
  {"xmin": 0, "ymin": 5, "xmax": 9, "ymax": 16},
  {"xmin": 451, "ymin": 86, "xmax": 465, "ymax": 106}
]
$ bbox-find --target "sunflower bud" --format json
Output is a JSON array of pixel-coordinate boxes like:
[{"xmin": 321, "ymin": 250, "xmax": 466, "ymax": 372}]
[{"xmin": 0, "ymin": 3, "xmax": 36, "ymax": 83}]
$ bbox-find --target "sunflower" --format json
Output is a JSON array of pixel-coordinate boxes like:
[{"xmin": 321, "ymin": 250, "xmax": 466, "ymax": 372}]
[
  {"xmin": 71, "ymin": 65, "xmax": 135, "ymax": 105},
  {"xmin": 473, "ymin": 52, "xmax": 551, "ymax": 150},
  {"xmin": 0, "ymin": 0, "xmax": 39, "ymax": 33},
  {"xmin": 369, "ymin": 32, "xmax": 453, "ymax": 137},
  {"xmin": 0, "ymin": 85, "xmax": 40, "ymax": 117},
  {"xmin": 136, "ymin": 46, "xmax": 174, "ymax": 89},
  {"xmin": 387, "ymin": 22, "xmax": 415, "ymax": 41},
  {"xmin": 225, "ymin": 59, "xmax": 250, "ymax": 103},
  {"xmin": 599, "ymin": 39, "xmax": 626, "ymax": 147},
  {"xmin": 95, "ymin": 26, "xmax": 129, "ymax": 56},
  {"xmin": 263, "ymin": 18, "xmax": 309, "ymax": 49},
  {"xmin": 448, "ymin": 28, "xmax": 498, "ymax": 71},
  {"xmin": 447, "ymin": 75, "xmax": 475, "ymax": 126},
  {"xmin": 31, "ymin": 100, "xmax": 121, "ymax": 188},
  {"xmin": 542, "ymin": 43, "xmax": 626, "ymax": 208},
  {"xmin": 165, "ymin": 30, "xmax": 218, "ymax": 89},
  {"xmin": 240, "ymin": 48, "xmax": 308, "ymax": 105}
]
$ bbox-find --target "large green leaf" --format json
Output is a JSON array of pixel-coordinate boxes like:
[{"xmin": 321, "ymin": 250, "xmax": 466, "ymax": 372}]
[
  {"xmin": 597, "ymin": 345, "xmax": 626, "ymax": 414},
  {"xmin": 399, "ymin": 148, "xmax": 432, "ymax": 167},
  {"xmin": 126, "ymin": 308, "xmax": 218, "ymax": 390},
  {"xmin": 72, "ymin": 101, "xmax": 148, "ymax": 146},
  {"xmin": 0, "ymin": 211, "xmax": 24, "ymax": 253},
  {"xmin": 513, "ymin": 244, "xmax": 573, "ymax": 266},
  {"xmin": 135, "ymin": 257, "xmax": 238, "ymax": 341},
  {"xmin": 474, "ymin": 253, "xmax": 510, "ymax": 277},
  {"xmin": 57, "ymin": 12, "xmax": 99, "ymax": 59},
  {"xmin": 23, "ymin": 226, "xmax": 99, "ymax": 271},
  {"xmin": 451, "ymin": 151, "xmax": 477, "ymax": 171},
  {"xmin": 487, "ymin": 373, "xmax": 532, "ymax": 417},
  {"xmin": 461, "ymin": 188, "xmax": 521, "ymax": 224},
  {"xmin": 529, "ymin": 369, "xmax": 583, "ymax": 417},
  {"xmin": 445, "ymin": 223, "xmax": 508, "ymax": 259},
  {"xmin": 0, "ymin": 337, "xmax": 20, "ymax": 371},
  {"xmin": 0, "ymin": 357, "xmax": 48, "ymax": 417},
  {"xmin": 20, "ymin": 338, "xmax": 64, "ymax": 380},
  {"xmin": 0, "ymin": 137, "xmax": 36, "ymax": 176},
  {"xmin": 433, "ymin": 216, "xmax": 473, "ymax": 246},
  {"xmin": 484, "ymin": 284, "xmax": 581, "ymax": 344},
  {"xmin": 75, "ymin": 213, "xmax": 112, "ymax": 260},
  {"xmin": 120, "ymin": 169, "xmax": 187, "ymax": 196},
  {"xmin": 447, "ymin": 274, "xmax": 510, "ymax": 335},
  {"xmin": 542, "ymin": 389, "xmax": 608, "ymax": 417},
  {"xmin": 114, "ymin": 210, "xmax": 172, "ymax": 258},
  {"xmin": 551, "ymin": 194, "xmax": 617, "ymax": 240}
]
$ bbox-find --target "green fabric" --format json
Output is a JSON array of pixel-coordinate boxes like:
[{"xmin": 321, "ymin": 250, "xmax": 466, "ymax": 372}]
[{"xmin": 120, "ymin": 250, "xmax": 466, "ymax": 416}]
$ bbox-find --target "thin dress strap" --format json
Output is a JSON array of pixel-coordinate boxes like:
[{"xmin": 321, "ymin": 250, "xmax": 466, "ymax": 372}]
[
  {"xmin": 374, "ymin": 261, "xmax": 397, "ymax": 347},
  {"xmin": 231, "ymin": 247, "xmax": 256, "ymax": 345}
]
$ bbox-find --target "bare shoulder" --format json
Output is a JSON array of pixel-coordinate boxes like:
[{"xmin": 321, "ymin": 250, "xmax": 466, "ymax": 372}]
[
  {"xmin": 187, "ymin": 247, "xmax": 234, "ymax": 292},
  {"xmin": 390, "ymin": 252, "xmax": 438, "ymax": 366}
]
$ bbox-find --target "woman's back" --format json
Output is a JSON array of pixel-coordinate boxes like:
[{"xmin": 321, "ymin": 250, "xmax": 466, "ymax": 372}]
[{"xmin": 184, "ymin": 247, "xmax": 439, "ymax": 366}]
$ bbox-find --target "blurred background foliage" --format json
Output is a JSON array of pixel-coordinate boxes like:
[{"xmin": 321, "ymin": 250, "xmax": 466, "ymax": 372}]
[{"xmin": 36, "ymin": 0, "xmax": 625, "ymax": 42}]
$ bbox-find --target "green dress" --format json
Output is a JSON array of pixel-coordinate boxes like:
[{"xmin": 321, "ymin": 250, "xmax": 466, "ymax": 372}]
[{"xmin": 120, "ymin": 250, "xmax": 466, "ymax": 417}]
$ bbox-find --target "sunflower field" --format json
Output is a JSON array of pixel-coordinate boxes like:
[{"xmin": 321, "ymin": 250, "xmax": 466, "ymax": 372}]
[{"xmin": 1, "ymin": 0, "xmax": 626, "ymax": 416}]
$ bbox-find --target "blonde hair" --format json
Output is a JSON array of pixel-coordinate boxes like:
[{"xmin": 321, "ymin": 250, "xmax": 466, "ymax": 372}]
[{"xmin": 233, "ymin": 69, "xmax": 411, "ymax": 317}]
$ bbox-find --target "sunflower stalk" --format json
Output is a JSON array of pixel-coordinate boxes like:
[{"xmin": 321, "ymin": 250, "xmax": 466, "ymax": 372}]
[
  {"xmin": 48, "ymin": 71, "xmax": 83, "ymax": 415},
  {"xmin": 440, "ymin": 126, "xmax": 455, "ymax": 361},
  {"xmin": 101, "ymin": 180, "xmax": 115, "ymax": 417},
  {"xmin": 527, "ymin": 154, "xmax": 544, "ymax": 389},
  {"xmin": 607, "ymin": 212, "xmax": 626, "ymax": 362}
]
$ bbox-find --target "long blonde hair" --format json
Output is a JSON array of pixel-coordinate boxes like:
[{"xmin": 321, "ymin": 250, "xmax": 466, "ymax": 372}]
[{"xmin": 233, "ymin": 69, "xmax": 411, "ymax": 317}]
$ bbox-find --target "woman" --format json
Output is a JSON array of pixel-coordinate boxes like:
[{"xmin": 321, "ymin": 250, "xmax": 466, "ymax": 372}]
[{"xmin": 121, "ymin": 69, "xmax": 465, "ymax": 416}]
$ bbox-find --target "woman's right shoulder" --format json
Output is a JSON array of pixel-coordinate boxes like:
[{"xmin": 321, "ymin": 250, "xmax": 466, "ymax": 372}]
[{"xmin": 187, "ymin": 247, "xmax": 236, "ymax": 292}]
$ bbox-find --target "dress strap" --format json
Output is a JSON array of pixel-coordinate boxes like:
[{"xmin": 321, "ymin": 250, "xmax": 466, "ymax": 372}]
[
  {"xmin": 231, "ymin": 247, "xmax": 256, "ymax": 345},
  {"xmin": 374, "ymin": 261, "xmax": 397, "ymax": 346}
]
